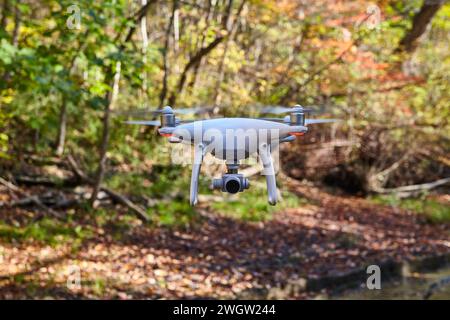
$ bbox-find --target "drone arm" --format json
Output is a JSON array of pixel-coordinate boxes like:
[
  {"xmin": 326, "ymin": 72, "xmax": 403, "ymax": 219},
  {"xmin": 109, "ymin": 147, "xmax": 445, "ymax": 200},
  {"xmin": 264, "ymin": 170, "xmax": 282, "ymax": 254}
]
[
  {"xmin": 259, "ymin": 143, "xmax": 277, "ymax": 205},
  {"xmin": 190, "ymin": 143, "xmax": 206, "ymax": 206}
]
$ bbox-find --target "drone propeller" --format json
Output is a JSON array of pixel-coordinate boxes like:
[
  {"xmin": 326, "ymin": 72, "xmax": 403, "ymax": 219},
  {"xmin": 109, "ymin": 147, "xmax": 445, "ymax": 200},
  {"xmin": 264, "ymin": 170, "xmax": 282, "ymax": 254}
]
[
  {"xmin": 260, "ymin": 105, "xmax": 316, "ymax": 114},
  {"xmin": 259, "ymin": 117, "xmax": 289, "ymax": 123},
  {"xmin": 123, "ymin": 120, "xmax": 161, "ymax": 126},
  {"xmin": 260, "ymin": 116, "xmax": 339, "ymax": 125},
  {"xmin": 172, "ymin": 107, "xmax": 209, "ymax": 115},
  {"xmin": 305, "ymin": 119, "xmax": 339, "ymax": 125},
  {"xmin": 113, "ymin": 106, "xmax": 211, "ymax": 117},
  {"xmin": 123, "ymin": 118, "xmax": 198, "ymax": 127}
]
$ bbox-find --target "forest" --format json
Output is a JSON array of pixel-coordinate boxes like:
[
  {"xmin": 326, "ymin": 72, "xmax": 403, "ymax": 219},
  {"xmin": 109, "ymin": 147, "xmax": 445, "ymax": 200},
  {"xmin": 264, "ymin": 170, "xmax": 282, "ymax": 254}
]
[{"xmin": 0, "ymin": 0, "xmax": 449, "ymax": 299}]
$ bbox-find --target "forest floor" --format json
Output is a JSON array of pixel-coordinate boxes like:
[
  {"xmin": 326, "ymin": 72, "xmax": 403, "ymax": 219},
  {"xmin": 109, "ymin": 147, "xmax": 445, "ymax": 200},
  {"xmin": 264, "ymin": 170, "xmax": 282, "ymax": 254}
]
[{"xmin": 0, "ymin": 180, "xmax": 449, "ymax": 299}]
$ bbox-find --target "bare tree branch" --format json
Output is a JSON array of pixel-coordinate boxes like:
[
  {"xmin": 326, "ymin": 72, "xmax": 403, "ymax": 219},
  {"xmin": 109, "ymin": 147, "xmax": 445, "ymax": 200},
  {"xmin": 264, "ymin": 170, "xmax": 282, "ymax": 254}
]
[
  {"xmin": 370, "ymin": 177, "xmax": 450, "ymax": 198},
  {"xmin": 397, "ymin": 0, "xmax": 444, "ymax": 53}
]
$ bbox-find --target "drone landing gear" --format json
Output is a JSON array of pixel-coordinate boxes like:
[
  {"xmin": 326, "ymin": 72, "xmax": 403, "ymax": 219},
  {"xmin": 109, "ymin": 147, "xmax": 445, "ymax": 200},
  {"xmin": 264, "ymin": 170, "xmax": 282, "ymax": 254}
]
[
  {"xmin": 190, "ymin": 143, "xmax": 278, "ymax": 206},
  {"xmin": 190, "ymin": 143, "xmax": 207, "ymax": 206},
  {"xmin": 259, "ymin": 143, "xmax": 278, "ymax": 206}
]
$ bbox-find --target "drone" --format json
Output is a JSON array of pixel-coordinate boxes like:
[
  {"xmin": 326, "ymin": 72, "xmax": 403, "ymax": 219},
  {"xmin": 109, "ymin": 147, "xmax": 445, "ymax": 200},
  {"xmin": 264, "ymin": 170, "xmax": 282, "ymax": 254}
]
[{"xmin": 124, "ymin": 105, "xmax": 337, "ymax": 206}]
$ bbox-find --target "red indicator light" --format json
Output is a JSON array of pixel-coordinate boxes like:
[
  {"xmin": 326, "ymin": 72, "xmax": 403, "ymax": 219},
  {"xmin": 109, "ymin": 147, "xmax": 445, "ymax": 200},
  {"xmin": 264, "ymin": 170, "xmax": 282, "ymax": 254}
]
[{"xmin": 289, "ymin": 132, "xmax": 305, "ymax": 136}]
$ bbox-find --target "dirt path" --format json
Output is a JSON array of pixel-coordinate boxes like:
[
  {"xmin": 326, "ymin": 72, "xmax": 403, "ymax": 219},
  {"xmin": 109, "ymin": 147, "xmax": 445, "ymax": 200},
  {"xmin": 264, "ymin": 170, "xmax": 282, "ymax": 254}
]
[{"xmin": 0, "ymin": 183, "xmax": 449, "ymax": 299}]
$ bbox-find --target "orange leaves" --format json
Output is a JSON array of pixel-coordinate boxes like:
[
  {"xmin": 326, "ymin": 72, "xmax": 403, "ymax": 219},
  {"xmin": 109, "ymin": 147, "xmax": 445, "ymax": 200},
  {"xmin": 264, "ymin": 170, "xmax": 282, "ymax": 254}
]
[
  {"xmin": 326, "ymin": 13, "xmax": 371, "ymax": 28},
  {"xmin": 377, "ymin": 71, "xmax": 423, "ymax": 83}
]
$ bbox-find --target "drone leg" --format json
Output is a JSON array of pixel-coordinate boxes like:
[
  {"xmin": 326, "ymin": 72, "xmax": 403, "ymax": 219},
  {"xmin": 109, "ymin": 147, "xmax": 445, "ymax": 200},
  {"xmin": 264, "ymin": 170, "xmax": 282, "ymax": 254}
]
[
  {"xmin": 259, "ymin": 143, "xmax": 277, "ymax": 205},
  {"xmin": 190, "ymin": 143, "xmax": 205, "ymax": 206}
]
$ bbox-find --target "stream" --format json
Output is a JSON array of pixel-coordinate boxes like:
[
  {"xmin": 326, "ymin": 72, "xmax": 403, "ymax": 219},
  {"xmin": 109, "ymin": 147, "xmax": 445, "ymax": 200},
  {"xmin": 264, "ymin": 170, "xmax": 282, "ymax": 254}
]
[{"xmin": 335, "ymin": 265, "xmax": 450, "ymax": 300}]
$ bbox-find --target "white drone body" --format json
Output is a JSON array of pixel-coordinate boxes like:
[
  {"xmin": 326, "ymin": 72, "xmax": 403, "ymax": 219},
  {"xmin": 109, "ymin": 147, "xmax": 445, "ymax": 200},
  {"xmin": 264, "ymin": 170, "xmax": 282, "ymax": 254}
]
[{"xmin": 125, "ymin": 105, "xmax": 337, "ymax": 206}]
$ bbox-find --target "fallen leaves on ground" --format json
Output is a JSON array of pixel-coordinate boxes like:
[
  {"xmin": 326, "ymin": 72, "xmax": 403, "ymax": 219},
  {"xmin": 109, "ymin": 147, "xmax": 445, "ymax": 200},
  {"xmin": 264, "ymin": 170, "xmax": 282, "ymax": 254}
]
[{"xmin": 0, "ymin": 183, "xmax": 448, "ymax": 299}]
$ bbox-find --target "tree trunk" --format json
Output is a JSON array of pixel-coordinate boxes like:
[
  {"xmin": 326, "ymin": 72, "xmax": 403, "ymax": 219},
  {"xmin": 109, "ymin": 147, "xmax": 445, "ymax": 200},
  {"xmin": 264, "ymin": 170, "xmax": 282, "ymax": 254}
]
[
  {"xmin": 159, "ymin": 0, "xmax": 177, "ymax": 108},
  {"xmin": 0, "ymin": 0, "xmax": 9, "ymax": 30},
  {"xmin": 54, "ymin": 31, "xmax": 89, "ymax": 156},
  {"xmin": 397, "ymin": 0, "xmax": 444, "ymax": 53},
  {"xmin": 11, "ymin": 0, "xmax": 20, "ymax": 46},
  {"xmin": 173, "ymin": 6, "xmax": 180, "ymax": 53},
  {"xmin": 140, "ymin": 0, "xmax": 149, "ymax": 108},
  {"xmin": 1, "ymin": 0, "xmax": 19, "ymax": 84},
  {"xmin": 89, "ymin": 1, "xmax": 155, "ymax": 205},
  {"xmin": 90, "ymin": 62, "xmax": 121, "ymax": 206},
  {"xmin": 55, "ymin": 97, "xmax": 67, "ymax": 156}
]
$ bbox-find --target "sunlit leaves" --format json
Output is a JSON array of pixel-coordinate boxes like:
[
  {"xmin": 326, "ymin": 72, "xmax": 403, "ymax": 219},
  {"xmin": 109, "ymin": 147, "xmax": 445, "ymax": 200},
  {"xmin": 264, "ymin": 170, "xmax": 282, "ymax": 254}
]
[{"xmin": 0, "ymin": 39, "xmax": 16, "ymax": 65}]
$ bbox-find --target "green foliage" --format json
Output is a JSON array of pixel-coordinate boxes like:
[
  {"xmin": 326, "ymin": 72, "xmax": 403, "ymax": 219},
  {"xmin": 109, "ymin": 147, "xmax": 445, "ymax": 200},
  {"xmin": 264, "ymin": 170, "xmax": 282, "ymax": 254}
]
[
  {"xmin": 211, "ymin": 180, "xmax": 306, "ymax": 222},
  {"xmin": 105, "ymin": 166, "xmax": 202, "ymax": 227},
  {"xmin": 152, "ymin": 202, "xmax": 198, "ymax": 227},
  {"xmin": 105, "ymin": 165, "xmax": 192, "ymax": 198},
  {"xmin": 0, "ymin": 218, "xmax": 93, "ymax": 245},
  {"xmin": 0, "ymin": 110, "xmax": 10, "ymax": 158},
  {"xmin": 370, "ymin": 195, "xmax": 450, "ymax": 223}
]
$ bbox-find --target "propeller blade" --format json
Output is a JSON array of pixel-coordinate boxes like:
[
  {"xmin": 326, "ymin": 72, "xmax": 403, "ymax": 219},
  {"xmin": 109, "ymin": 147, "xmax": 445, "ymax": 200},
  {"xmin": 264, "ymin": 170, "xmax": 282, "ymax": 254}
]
[
  {"xmin": 260, "ymin": 105, "xmax": 315, "ymax": 114},
  {"xmin": 177, "ymin": 116, "xmax": 223, "ymax": 123},
  {"xmin": 112, "ymin": 109, "xmax": 158, "ymax": 116},
  {"xmin": 177, "ymin": 119, "xmax": 197, "ymax": 124},
  {"xmin": 260, "ymin": 106, "xmax": 291, "ymax": 114},
  {"xmin": 123, "ymin": 120, "xmax": 161, "ymax": 126},
  {"xmin": 259, "ymin": 117, "xmax": 289, "ymax": 123},
  {"xmin": 173, "ymin": 107, "xmax": 205, "ymax": 115},
  {"xmin": 305, "ymin": 119, "xmax": 339, "ymax": 125},
  {"xmin": 113, "ymin": 106, "xmax": 213, "ymax": 116}
]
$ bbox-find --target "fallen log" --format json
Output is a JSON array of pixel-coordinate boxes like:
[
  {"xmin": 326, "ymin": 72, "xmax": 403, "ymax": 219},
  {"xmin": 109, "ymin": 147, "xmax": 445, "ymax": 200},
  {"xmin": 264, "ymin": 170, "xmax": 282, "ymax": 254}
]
[
  {"xmin": 66, "ymin": 155, "xmax": 150, "ymax": 223},
  {"xmin": 0, "ymin": 176, "xmax": 64, "ymax": 221},
  {"xmin": 5, "ymin": 194, "xmax": 81, "ymax": 210},
  {"xmin": 370, "ymin": 177, "xmax": 450, "ymax": 198},
  {"xmin": 12, "ymin": 174, "xmax": 79, "ymax": 188},
  {"xmin": 22, "ymin": 154, "xmax": 65, "ymax": 166}
]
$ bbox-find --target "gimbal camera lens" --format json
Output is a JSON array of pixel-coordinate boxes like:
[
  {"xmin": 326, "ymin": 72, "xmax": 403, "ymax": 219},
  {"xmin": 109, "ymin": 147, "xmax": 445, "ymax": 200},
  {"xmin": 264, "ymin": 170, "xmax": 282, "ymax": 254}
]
[{"xmin": 224, "ymin": 178, "xmax": 241, "ymax": 194}]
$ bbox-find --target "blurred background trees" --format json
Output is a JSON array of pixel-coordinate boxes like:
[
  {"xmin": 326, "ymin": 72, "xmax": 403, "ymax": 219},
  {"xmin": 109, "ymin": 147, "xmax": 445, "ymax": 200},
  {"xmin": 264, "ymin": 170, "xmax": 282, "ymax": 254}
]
[{"xmin": 0, "ymin": 0, "xmax": 448, "ymax": 215}]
